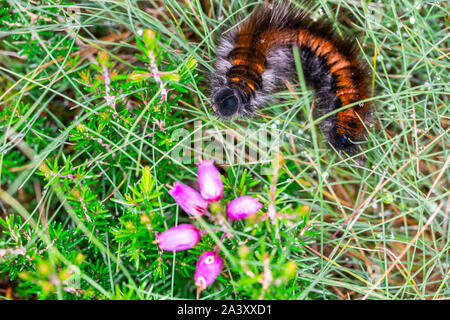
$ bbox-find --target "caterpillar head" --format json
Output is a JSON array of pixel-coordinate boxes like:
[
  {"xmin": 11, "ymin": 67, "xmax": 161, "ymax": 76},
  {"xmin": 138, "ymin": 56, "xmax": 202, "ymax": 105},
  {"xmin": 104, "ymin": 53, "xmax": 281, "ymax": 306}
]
[{"xmin": 212, "ymin": 87, "xmax": 246, "ymax": 118}]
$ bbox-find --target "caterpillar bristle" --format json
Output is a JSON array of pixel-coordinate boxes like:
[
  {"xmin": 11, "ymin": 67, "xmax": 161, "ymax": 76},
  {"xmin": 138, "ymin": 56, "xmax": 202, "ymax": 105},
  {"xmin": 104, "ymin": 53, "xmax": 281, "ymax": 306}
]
[{"xmin": 210, "ymin": 0, "xmax": 371, "ymax": 154}]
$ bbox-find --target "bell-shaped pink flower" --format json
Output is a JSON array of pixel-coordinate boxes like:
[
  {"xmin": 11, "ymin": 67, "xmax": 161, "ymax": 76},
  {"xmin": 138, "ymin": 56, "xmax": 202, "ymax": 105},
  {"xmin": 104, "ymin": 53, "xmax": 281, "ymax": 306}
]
[
  {"xmin": 157, "ymin": 224, "xmax": 200, "ymax": 251},
  {"xmin": 194, "ymin": 251, "xmax": 222, "ymax": 290},
  {"xmin": 168, "ymin": 182, "xmax": 208, "ymax": 216},
  {"xmin": 197, "ymin": 160, "xmax": 223, "ymax": 201},
  {"xmin": 226, "ymin": 195, "xmax": 263, "ymax": 220}
]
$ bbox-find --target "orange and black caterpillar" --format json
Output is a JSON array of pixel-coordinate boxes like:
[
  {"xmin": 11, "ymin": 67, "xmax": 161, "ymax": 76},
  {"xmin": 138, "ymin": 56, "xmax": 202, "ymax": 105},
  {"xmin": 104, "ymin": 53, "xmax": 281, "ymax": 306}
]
[{"xmin": 210, "ymin": 1, "xmax": 371, "ymax": 153}]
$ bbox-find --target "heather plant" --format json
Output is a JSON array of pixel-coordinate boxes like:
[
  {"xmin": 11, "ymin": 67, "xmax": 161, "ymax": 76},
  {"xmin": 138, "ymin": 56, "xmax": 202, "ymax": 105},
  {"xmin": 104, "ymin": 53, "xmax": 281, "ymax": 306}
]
[
  {"xmin": 0, "ymin": 0, "xmax": 448, "ymax": 301},
  {"xmin": 161, "ymin": 159, "xmax": 267, "ymax": 296}
]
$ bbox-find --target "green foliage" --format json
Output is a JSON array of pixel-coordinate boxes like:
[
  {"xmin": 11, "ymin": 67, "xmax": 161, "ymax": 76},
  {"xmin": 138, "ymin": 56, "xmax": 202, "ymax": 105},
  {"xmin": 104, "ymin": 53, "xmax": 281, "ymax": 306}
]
[{"xmin": 0, "ymin": 0, "xmax": 448, "ymax": 300}]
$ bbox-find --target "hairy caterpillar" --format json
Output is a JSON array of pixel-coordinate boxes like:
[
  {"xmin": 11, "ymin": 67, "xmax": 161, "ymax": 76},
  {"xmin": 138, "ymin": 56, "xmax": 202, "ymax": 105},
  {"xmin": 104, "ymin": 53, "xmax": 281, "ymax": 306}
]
[{"xmin": 210, "ymin": 1, "xmax": 371, "ymax": 154}]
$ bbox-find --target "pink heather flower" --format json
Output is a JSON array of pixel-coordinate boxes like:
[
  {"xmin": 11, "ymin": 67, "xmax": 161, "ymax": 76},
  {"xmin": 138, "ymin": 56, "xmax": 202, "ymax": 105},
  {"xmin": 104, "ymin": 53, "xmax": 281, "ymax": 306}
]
[
  {"xmin": 168, "ymin": 182, "xmax": 208, "ymax": 216},
  {"xmin": 197, "ymin": 160, "xmax": 223, "ymax": 201},
  {"xmin": 226, "ymin": 195, "xmax": 263, "ymax": 220},
  {"xmin": 157, "ymin": 224, "xmax": 200, "ymax": 251},
  {"xmin": 194, "ymin": 251, "xmax": 222, "ymax": 290}
]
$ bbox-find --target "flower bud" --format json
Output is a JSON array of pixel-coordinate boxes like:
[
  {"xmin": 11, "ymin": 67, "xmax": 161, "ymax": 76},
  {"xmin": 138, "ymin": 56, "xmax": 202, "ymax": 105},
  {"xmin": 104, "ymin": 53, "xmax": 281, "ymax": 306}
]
[
  {"xmin": 168, "ymin": 182, "xmax": 208, "ymax": 216},
  {"xmin": 142, "ymin": 29, "xmax": 157, "ymax": 51},
  {"xmin": 157, "ymin": 224, "xmax": 200, "ymax": 251},
  {"xmin": 195, "ymin": 251, "xmax": 222, "ymax": 291},
  {"xmin": 197, "ymin": 160, "xmax": 223, "ymax": 201},
  {"xmin": 226, "ymin": 196, "xmax": 263, "ymax": 220}
]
